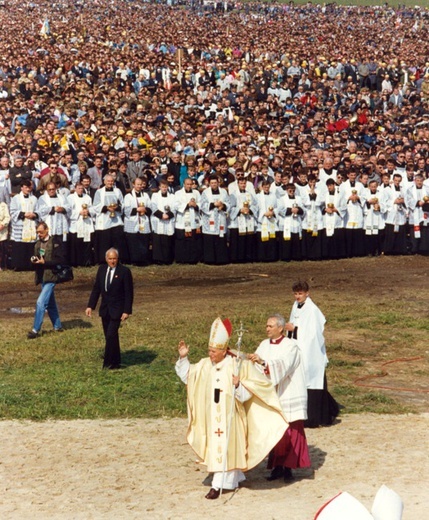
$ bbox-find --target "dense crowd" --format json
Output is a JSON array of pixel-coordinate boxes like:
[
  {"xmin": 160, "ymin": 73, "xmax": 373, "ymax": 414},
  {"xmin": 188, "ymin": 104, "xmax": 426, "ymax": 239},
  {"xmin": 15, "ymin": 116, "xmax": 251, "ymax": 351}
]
[{"xmin": 2, "ymin": 0, "xmax": 429, "ymax": 269}]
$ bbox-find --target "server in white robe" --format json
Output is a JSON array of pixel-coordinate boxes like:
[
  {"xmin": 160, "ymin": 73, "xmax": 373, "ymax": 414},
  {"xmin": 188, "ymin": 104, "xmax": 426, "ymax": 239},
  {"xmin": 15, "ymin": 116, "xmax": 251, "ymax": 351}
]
[
  {"xmin": 285, "ymin": 281, "xmax": 339, "ymax": 428},
  {"xmin": 173, "ymin": 178, "xmax": 202, "ymax": 264},
  {"xmin": 277, "ymin": 183, "xmax": 304, "ymax": 262},
  {"xmin": 382, "ymin": 173, "xmax": 408, "ymax": 255},
  {"xmin": 249, "ymin": 314, "xmax": 310, "ymax": 481},
  {"xmin": 68, "ymin": 182, "xmax": 95, "ymax": 266},
  {"xmin": 10, "ymin": 180, "xmax": 39, "ymax": 270},
  {"xmin": 93, "ymin": 174, "xmax": 126, "ymax": 264},
  {"xmin": 0, "ymin": 196, "xmax": 10, "ymax": 269},
  {"xmin": 301, "ymin": 175, "xmax": 324, "ymax": 260},
  {"xmin": 175, "ymin": 317, "xmax": 287, "ymax": 499},
  {"xmin": 200, "ymin": 175, "xmax": 230, "ymax": 264},
  {"xmin": 256, "ymin": 180, "xmax": 279, "ymax": 262},
  {"xmin": 123, "ymin": 176, "xmax": 152, "ymax": 266},
  {"xmin": 340, "ymin": 171, "xmax": 366, "ymax": 257},
  {"xmin": 363, "ymin": 180, "xmax": 386, "ymax": 256},
  {"xmin": 228, "ymin": 177, "xmax": 257, "ymax": 263},
  {"xmin": 151, "ymin": 179, "xmax": 176, "ymax": 264},
  {"xmin": 36, "ymin": 182, "xmax": 71, "ymax": 245},
  {"xmin": 321, "ymin": 179, "xmax": 347, "ymax": 259},
  {"xmin": 405, "ymin": 174, "xmax": 429, "ymax": 254}
]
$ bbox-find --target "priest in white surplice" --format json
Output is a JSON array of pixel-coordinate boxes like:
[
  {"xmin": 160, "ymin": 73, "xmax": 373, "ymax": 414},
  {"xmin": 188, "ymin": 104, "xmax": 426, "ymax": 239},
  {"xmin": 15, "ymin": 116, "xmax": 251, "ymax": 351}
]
[
  {"xmin": 175, "ymin": 317, "xmax": 287, "ymax": 500},
  {"xmin": 36, "ymin": 181, "xmax": 71, "ymax": 242},
  {"xmin": 285, "ymin": 281, "xmax": 339, "ymax": 428},
  {"xmin": 200, "ymin": 175, "xmax": 230, "ymax": 264},
  {"xmin": 249, "ymin": 314, "xmax": 310, "ymax": 481},
  {"xmin": 93, "ymin": 174, "xmax": 126, "ymax": 263},
  {"xmin": 68, "ymin": 182, "xmax": 95, "ymax": 266}
]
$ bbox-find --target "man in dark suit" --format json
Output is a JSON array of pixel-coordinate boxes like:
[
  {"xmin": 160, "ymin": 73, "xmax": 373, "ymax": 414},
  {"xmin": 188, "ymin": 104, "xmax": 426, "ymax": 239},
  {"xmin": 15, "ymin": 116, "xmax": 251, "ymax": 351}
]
[{"xmin": 85, "ymin": 247, "xmax": 133, "ymax": 369}]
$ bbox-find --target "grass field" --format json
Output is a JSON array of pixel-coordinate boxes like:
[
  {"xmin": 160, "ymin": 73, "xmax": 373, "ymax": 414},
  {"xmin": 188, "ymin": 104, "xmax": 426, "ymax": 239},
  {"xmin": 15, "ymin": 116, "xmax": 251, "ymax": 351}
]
[{"xmin": 1, "ymin": 256, "xmax": 428, "ymax": 420}]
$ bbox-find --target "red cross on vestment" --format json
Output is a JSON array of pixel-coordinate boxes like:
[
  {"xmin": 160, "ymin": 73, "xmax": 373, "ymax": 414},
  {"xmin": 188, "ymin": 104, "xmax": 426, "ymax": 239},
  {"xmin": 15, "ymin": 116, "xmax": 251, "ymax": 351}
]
[{"xmin": 214, "ymin": 428, "xmax": 224, "ymax": 437}]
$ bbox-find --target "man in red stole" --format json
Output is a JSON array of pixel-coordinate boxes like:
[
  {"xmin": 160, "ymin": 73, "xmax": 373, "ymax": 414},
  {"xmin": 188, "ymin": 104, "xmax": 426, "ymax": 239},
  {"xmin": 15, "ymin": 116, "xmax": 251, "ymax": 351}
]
[
  {"xmin": 249, "ymin": 313, "xmax": 311, "ymax": 481},
  {"xmin": 175, "ymin": 317, "xmax": 287, "ymax": 499}
]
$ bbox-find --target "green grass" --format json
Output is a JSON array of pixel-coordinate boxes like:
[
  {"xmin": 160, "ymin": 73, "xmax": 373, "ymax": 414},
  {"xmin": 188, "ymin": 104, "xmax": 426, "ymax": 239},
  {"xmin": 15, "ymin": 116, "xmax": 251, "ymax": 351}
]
[
  {"xmin": 332, "ymin": 385, "xmax": 409, "ymax": 414},
  {"xmin": 1, "ymin": 258, "xmax": 428, "ymax": 420}
]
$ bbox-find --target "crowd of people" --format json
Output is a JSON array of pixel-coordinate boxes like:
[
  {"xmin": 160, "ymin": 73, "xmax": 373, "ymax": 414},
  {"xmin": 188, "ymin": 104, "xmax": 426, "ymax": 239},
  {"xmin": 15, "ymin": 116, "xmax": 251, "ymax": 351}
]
[{"xmin": 2, "ymin": 1, "xmax": 429, "ymax": 269}]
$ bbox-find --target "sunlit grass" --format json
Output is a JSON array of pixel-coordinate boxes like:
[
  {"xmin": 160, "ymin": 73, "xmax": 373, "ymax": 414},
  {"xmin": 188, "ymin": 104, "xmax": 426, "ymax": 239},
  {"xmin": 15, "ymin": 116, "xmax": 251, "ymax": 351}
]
[{"xmin": 1, "ymin": 258, "xmax": 428, "ymax": 419}]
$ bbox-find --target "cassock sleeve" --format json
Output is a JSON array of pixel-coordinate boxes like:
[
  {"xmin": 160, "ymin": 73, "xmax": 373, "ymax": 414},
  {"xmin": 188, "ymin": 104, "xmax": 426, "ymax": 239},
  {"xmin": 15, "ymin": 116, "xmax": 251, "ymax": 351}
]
[{"xmin": 175, "ymin": 356, "xmax": 190, "ymax": 384}]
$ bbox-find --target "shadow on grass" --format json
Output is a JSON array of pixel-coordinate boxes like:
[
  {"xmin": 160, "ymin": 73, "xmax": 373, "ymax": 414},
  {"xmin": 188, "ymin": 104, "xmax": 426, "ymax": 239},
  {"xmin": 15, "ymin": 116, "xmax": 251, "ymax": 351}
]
[
  {"xmin": 122, "ymin": 349, "xmax": 158, "ymax": 367},
  {"xmin": 62, "ymin": 319, "xmax": 94, "ymax": 330}
]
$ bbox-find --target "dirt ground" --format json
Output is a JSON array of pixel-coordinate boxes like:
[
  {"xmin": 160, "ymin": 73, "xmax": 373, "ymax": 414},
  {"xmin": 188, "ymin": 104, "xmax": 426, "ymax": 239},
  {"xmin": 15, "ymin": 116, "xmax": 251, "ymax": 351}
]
[
  {"xmin": 1, "ymin": 256, "xmax": 429, "ymax": 518},
  {"xmin": 0, "ymin": 414, "xmax": 428, "ymax": 519}
]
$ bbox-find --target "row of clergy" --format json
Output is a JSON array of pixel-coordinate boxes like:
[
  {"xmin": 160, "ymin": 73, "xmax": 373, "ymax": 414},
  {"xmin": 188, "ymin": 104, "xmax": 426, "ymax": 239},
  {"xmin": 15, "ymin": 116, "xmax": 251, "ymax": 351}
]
[
  {"xmin": 9, "ymin": 173, "xmax": 429, "ymax": 240},
  {"xmin": 6, "ymin": 173, "xmax": 429, "ymax": 268}
]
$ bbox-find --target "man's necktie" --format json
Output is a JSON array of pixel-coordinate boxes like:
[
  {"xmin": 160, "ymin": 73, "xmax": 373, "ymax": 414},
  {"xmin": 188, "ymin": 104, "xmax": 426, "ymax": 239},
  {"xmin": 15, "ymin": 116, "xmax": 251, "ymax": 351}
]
[{"xmin": 106, "ymin": 268, "xmax": 112, "ymax": 291}]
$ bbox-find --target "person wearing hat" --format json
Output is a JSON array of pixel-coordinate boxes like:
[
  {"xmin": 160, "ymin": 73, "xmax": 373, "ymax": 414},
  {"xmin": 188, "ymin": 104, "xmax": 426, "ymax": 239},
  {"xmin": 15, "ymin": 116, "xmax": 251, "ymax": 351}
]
[{"xmin": 175, "ymin": 317, "xmax": 287, "ymax": 499}]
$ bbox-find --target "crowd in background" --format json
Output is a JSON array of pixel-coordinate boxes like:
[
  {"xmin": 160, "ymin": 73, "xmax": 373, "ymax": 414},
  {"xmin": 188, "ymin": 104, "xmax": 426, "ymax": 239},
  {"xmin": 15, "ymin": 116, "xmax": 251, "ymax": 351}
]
[{"xmin": 2, "ymin": 0, "xmax": 429, "ymax": 269}]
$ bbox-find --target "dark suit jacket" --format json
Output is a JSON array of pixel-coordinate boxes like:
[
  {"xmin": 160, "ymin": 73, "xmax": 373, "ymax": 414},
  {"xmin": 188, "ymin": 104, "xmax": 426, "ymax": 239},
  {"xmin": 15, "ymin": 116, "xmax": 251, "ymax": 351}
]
[{"xmin": 87, "ymin": 263, "xmax": 133, "ymax": 320}]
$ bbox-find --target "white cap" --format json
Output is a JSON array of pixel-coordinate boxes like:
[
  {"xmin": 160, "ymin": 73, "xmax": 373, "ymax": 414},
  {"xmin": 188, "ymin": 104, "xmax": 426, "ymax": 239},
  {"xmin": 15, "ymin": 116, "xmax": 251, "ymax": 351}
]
[{"xmin": 208, "ymin": 317, "xmax": 232, "ymax": 350}]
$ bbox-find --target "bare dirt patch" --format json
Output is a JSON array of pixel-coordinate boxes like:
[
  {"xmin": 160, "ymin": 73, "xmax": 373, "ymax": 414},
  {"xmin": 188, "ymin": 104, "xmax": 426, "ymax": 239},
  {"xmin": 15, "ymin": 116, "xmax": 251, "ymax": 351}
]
[{"xmin": 0, "ymin": 414, "xmax": 427, "ymax": 519}]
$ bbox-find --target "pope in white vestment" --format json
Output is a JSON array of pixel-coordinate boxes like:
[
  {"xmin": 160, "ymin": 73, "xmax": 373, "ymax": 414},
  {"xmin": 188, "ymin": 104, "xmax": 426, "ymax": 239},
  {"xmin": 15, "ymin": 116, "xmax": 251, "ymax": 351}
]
[{"xmin": 175, "ymin": 318, "xmax": 287, "ymax": 499}]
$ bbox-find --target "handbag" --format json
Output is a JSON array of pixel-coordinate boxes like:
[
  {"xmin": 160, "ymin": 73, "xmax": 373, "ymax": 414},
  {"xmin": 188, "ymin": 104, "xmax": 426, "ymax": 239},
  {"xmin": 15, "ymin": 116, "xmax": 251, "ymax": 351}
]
[{"xmin": 53, "ymin": 265, "xmax": 74, "ymax": 284}]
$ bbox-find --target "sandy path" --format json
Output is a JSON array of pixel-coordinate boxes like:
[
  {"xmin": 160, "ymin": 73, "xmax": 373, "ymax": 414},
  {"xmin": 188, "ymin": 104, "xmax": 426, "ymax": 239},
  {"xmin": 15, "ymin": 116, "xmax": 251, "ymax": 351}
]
[{"xmin": 0, "ymin": 414, "xmax": 427, "ymax": 519}]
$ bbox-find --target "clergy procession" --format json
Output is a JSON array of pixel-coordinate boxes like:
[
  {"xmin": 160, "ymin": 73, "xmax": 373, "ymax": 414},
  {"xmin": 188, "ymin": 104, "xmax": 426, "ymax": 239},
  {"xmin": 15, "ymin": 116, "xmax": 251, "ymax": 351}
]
[
  {"xmin": 175, "ymin": 281, "xmax": 340, "ymax": 501},
  {"xmin": 176, "ymin": 315, "xmax": 309, "ymax": 500},
  {"xmin": 174, "ymin": 291, "xmax": 404, "ymax": 519},
  {"xmin": 4, "ymin": 162, "xmax": 429, "ymax": 271}
]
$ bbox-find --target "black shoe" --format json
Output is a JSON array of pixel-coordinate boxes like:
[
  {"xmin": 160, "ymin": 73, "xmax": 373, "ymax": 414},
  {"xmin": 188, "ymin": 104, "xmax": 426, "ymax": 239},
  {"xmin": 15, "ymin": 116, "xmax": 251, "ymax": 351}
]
[
  {"xmin": 283, "ymin": 467, "xmax": 294, "ymax": 481},
  {"xmin": 27, "ymin": 330, "xmax": 39, "ymax": 339},
  {"xmin": 205, "ymin": 488, "xmax": 220, "ymax": 500},
  {"xmin": 54, "ymin": 328, "xmax": 64, "ymax": 333},
  {"xmin": 266, "ymin": 466, "xmax": 284, "ymax": 481}
]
